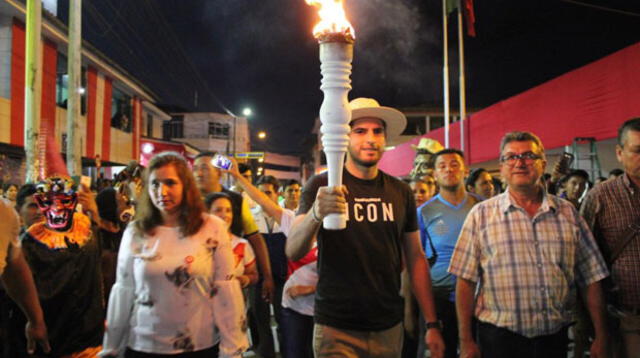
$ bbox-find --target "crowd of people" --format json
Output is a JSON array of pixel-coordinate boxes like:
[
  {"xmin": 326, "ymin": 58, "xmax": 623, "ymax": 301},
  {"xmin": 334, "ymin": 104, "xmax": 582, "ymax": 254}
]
[{"xmin": 0, "ymin": 101, "xmax": 638, "ymax": 358}]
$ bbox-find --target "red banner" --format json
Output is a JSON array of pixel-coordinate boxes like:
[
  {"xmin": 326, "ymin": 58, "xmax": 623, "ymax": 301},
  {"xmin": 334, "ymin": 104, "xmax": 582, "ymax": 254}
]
[{"xmin": 380, "ymin": 42, "xmax": 640, "ymax": 176}]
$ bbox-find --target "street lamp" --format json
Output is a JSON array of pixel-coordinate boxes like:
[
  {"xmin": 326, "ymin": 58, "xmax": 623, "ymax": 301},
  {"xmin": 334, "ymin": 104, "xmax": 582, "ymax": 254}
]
[
  {"xmin": 254, "ymin": 131, "xmax": 267, "ymax": 178},
  {"xmin": 142, "ymin": 143, "xmax": 154, "ymax": 154},
  {"xmin": 231, "ymin": 108, "xmax": 252, "ymax": 158}
]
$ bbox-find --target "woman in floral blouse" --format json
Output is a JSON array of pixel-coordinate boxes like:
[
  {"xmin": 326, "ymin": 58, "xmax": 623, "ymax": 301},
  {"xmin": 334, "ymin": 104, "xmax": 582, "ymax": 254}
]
[{"xmin": 100, "ymin": 152, "xmax": 248, "ymax": 358}]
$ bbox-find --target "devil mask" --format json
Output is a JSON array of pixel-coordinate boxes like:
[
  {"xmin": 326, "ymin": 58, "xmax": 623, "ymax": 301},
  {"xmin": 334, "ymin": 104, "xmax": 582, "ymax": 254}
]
[
  {"xmin": 409, "ymin": 150, "xmax": 434, "ymax": 180},
  {"xmin": 34, "ymin": 176, "xmax": 78, "ymax": 232}
]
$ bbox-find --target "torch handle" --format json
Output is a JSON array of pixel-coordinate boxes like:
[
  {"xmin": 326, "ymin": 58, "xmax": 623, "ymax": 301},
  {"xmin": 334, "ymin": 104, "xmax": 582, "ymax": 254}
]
[
  {"xmin": 318, "ymin": 41, "xmax": 353, "ymax": 230},
  {"xmin": 321, "ymin": 145, "xmax": 348, "ymax": 230},
  {"xmin": 324, "ymin": 213, "xmax": 346, "ymax": 230},
  {"xmin": 323, "ymin": 149, "xmax": 347, "ymax": 230}
]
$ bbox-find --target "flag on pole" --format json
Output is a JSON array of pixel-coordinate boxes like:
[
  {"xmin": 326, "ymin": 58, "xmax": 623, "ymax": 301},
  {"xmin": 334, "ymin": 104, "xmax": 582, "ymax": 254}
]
[
  {"xmin": 446, "ymin": 0, "xmax": 458, "ymax": 14},
  {"xmin": 464, "ymin": 0, "xmax": 476, "ymax": 37},
  {"xmin": 445, "ymin": 0, "xmax": 476, "ymax": 37}
]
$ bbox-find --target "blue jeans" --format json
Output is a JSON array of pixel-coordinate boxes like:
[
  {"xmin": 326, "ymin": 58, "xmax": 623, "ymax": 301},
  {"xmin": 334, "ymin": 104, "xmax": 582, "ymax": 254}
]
[{"xmin": 280, "ymin": 307, "xmax": 314, "ymax": 358}]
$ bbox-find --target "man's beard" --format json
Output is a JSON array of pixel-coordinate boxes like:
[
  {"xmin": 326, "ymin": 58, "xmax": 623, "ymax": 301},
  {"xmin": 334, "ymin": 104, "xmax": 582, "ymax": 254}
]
[
  {"xmin": 349, "ymin": 147, "xmax": 381, "ymax": 168},
  {"xmin": 439, "ymin": 182, "xmax": 462, "ymax": 193}
]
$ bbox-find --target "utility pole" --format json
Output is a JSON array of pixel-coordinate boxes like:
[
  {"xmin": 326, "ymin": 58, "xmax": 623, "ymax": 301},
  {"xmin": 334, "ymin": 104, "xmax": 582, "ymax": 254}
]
[
  {"xmin": 458, "ymin": 1, "xmax": 467, "ymax": 152},
  {"xmin": 66, "ymin": 0, "xmax": 82, "ymax": 176},
  {"xmin": 24, "ymin": 0, "xmax": 42, "ymax": 183},
  {"xmin": 233, "ymin": 116, "xmax": 237, "ymax": 156},
  {"xmin": 442, "ymin": 0, "xmax": 450, "ymax": 148}
]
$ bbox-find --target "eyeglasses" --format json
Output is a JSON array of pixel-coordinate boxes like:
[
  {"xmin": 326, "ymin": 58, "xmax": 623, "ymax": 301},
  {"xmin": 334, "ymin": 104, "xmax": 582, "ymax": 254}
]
[{"xmin": 500, "ymin": 152, "xmax": 542, "ymax": 166}]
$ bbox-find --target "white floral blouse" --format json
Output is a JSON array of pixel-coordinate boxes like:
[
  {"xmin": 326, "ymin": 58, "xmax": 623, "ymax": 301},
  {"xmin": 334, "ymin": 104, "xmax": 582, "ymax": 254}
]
[{"xmin": 99, "ymin": 214, "xmax": 248, "ymax": 357}]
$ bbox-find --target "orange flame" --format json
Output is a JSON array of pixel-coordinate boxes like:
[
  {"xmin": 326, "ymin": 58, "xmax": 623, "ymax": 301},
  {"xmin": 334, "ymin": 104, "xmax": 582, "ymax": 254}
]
[{"xmin": 306, "ymin": 0, "xmax": 355, "ymax": 39}]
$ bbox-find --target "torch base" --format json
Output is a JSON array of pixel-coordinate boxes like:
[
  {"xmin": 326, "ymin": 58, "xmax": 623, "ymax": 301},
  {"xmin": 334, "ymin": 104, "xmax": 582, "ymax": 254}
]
[{"xmin": 323, "ymin": 213, "xmax": 346, "ymax": 230}]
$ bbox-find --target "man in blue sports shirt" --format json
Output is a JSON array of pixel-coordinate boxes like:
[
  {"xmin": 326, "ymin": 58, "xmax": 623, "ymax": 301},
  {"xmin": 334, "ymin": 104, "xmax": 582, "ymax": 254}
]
[{"xmin": 418, "ymin": 148, "xmax": 481, "ymax": 358}]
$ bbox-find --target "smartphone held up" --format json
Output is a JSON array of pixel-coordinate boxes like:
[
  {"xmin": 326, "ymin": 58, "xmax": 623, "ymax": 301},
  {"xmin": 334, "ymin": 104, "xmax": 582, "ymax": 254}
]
[
  {"xmin": 80, "ymin": 175, "xmax": 92, "ymax": 189},
  {"xmin": 211, "ymin": 154, "xmax": 233, "ymax": 170}
]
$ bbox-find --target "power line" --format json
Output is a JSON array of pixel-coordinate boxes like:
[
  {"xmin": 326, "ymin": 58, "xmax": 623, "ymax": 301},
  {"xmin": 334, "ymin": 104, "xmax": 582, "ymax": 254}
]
[
  {"xmin": 560, "ymin": 0, "xmax": 640, "ymax": 17},
  {"xmin": 141, "ymin": 0, "xmax": 237, "ymax": 117},
  {"xmin": 84, "ymin": 0, "xmax": 220, "ymax": 112},
  {"xmin": 104, "ymin": 0, "xmax": 195, "ymax": 98},
  {"xmin": 83, "ymin": 2, "xmax": 155, "ymax": 83}
]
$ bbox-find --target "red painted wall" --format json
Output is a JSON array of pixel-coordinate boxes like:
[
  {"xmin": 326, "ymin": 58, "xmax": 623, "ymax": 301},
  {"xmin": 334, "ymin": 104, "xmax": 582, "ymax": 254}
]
[
  {"xmin": 86, "ymin": 66, "xmax": 98, "ymax": 157},
  {"xmin": 10, "ymin": 20, "xmax": 25, "ymax": 146},
  {"xmin": 132, "ymin": 97, "xmax": 141, "ymax": 160},
  {"xmin": 39, "ymin": 40, "xmax": 57, "ymax": 139},
  {"xmin": 379, "ymin": 41, "xmax": 640, "ymax": 176},
  {"xmin": 101, "ymin": 77, "xmax": 112, "ymax": 161}
]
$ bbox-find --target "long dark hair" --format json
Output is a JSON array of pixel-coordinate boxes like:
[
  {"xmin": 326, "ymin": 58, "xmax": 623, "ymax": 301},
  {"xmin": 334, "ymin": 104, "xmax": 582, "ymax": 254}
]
[
  {"xmin": 204, "ymin": 192, "xmax": 233, "ymax": 212},
  {"xmin": 134, "ymin": 152, "xmax": 204, "ymax": 237}
]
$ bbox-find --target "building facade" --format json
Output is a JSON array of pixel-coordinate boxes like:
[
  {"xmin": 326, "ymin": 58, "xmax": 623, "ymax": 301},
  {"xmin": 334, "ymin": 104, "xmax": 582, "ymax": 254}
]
[
  {"xmin": 0, "ymin": 0, "xmax": 168, "ymax": 182},
  {"xmin": 163, "ymin": 111, "xmax": 250, "ymax": 155}
]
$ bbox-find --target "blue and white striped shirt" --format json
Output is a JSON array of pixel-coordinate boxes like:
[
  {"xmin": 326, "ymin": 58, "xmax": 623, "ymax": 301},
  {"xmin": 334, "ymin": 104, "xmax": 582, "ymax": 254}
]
[{"xmin": 448, "ymin": 189, "xmax": 608, "ymax": 337}]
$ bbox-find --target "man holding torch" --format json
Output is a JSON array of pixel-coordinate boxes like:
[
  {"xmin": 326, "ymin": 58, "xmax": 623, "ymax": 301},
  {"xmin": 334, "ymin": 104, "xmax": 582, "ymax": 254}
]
[{"xmin": 286, "ymin": 98, "xmax": 445, "ymax": 358}]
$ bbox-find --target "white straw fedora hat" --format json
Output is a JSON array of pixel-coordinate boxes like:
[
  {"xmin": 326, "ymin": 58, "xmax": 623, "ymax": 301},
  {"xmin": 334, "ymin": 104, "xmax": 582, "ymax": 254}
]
[
  {"xmin": 411, "ymin": 138, "xmax": 444, "ymax": 154},
  {"xmin": 349, "ymin": 98, "xmax": 407, "ymax": 146}
]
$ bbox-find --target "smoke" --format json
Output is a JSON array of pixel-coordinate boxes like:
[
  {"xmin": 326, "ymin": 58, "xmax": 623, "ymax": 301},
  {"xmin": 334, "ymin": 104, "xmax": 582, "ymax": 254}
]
[
  {"xmin": 348, "ymin": 0, "xmax": 444, "ymax": 104},
  {"xmin": 199, "ymin": 1, "xmax": 313, "ymax": 73},
  {"xmin": 187, "ymin": 0, "xmax": 448, "ymax": 152},
  {"xmin": 196, "ymin": 0, "xmax": 445, "ymax": 105}
]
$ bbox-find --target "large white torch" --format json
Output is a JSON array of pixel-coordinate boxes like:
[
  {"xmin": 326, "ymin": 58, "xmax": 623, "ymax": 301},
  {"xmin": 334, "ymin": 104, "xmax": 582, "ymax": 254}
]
[{"xmin": 306, "ymin": 0, "xmax": 355, "ymax": 230}]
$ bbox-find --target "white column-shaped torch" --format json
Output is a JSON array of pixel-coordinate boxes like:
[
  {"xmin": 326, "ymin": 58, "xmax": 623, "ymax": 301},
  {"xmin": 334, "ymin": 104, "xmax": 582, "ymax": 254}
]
[
  {"xmin": 318, "ymin": 36, "xmax": 352, "ymax": 230},
  {"xmin": 307, "ymin": 0, "xmax": 355, "ymax": 230}
]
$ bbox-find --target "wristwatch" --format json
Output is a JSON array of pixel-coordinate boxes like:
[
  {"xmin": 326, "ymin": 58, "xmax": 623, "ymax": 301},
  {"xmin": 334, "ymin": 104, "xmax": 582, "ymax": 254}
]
[{"xmin": 425, "ymin": 320, "xmax": 443, "ymax": 331}]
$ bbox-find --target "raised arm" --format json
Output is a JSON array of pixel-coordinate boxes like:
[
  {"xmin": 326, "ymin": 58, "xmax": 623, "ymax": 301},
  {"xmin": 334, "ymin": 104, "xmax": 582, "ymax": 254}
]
[
  {"xmin": 77, "ymin": 184, "xmax": 102, "ymax": 228},
  {"xmin": 223, "ymin": 158, "xmax": 285, "ymax": 224}
]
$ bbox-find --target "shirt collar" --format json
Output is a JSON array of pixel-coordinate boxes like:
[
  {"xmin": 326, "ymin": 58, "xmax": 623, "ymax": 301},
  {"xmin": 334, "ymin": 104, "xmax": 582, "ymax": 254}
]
[
  {"xmin": 497, "ymin": 191, "xmax": 512, "ymax": 214},
  {"xmin": 436, "ymin": 192, "xmax": 469, "ymax": 209},
  {"xmin": 499, "ymin": 186, "xmax": 557, "ymax": 214},
  {"xmin": 623, "ymin": 173, "xmax": 638, "ymax": 196}
]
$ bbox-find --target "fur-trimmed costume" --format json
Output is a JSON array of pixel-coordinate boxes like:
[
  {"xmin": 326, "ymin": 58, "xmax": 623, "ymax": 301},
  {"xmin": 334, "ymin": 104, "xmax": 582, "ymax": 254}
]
[{"xmin": 8, "ymin": 196, "xmax": 104, "ymax": 357}]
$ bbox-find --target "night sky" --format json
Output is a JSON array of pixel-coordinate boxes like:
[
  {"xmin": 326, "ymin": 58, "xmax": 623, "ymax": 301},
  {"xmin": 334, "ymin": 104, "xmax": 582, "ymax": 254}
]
[{"xmin": 71, "ymin": 0, "xmax": 640, "ymax": 156}]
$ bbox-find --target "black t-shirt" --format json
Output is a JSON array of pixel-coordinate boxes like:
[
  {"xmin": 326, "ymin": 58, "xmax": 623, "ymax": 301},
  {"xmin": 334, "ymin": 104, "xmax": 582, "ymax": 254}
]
[{"xmin": 298, "ymin": 169, "xmax": 418, "ymax": 331}]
